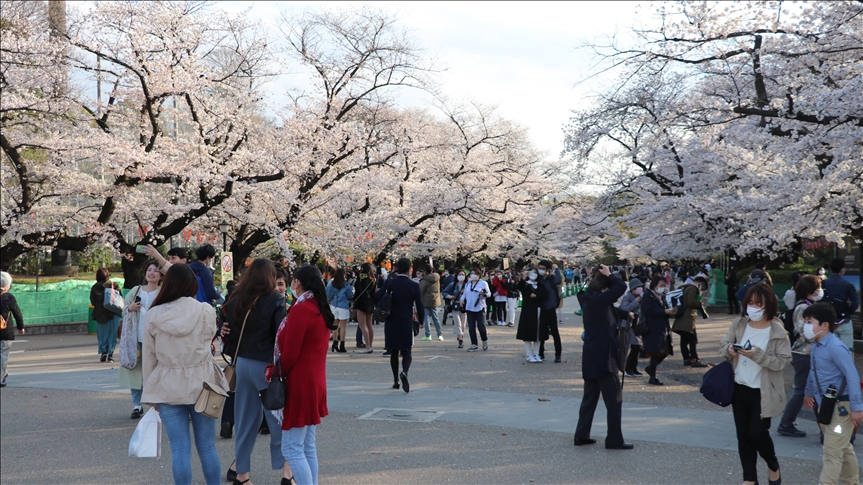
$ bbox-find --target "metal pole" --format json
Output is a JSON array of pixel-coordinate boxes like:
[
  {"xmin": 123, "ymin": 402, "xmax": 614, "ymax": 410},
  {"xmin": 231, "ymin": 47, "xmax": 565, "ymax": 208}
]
[{"xmin": 222, "ymin": 233, "xmax": 227, "ymax": 252}]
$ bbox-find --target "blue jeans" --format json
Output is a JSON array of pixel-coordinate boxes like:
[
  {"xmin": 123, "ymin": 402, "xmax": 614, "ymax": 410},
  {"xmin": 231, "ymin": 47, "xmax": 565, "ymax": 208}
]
[
  {"xmin": 96, "ymin": 316, "xmax": 119, "ymax": 355},
  {"xmin": 235, "ymin": 357, "xmax": 284, "ymax": 473},
  {"xmin": 131, "ymin": 388, "xmax": 143, "ymax": 408},
  {"xmin": 834, "ymin": 320, "xmax": 853, "ymax": 349},
  {"xmin": 423, "ymin": 307, "xmax": 442, "ymax": 338},
  {"xmin": 282, "ymin": 425, "xmax": 318, "ymax": 485},
  {"xmin": 158, "ymin": 403, "xmax": 221, "ymax": 485}
]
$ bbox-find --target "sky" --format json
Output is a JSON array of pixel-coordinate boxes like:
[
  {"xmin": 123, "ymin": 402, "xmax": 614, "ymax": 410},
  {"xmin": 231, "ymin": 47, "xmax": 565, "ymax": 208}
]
[{"xmin": 219, "ymin": 1, "xmax": 645, "ymax": 160}]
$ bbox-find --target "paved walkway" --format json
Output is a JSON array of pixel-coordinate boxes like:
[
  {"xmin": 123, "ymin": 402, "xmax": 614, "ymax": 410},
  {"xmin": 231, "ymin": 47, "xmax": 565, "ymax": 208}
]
[{"xmin": 9, "ymin": 367, "xmax": 825, "ymax": 462}]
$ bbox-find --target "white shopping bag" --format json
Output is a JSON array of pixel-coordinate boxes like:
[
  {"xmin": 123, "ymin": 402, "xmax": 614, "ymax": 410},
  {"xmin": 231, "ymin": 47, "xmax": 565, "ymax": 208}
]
[{"xmin": 129, "ymin": 408, "xmax": 162, "ymax": 458}]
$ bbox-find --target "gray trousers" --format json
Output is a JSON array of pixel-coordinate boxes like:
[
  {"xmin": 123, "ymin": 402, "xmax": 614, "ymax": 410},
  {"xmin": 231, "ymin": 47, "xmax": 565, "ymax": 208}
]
[
  {"xmin": 234, "ymin": 356, "xmax": 285, "ymax": 473},
  {"xmin": 0, "ymin": 340, "xmax": 11, "ymax": 383}
]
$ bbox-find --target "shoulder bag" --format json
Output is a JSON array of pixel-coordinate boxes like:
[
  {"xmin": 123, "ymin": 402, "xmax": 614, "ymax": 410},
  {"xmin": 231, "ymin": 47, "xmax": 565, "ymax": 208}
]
[
  {"xmin": 195, "ymin": 361, "xmax": 228, "ymax": 419},
  {"xmin": 373, "ymin": 278, "xmax": 393, "ymax": 322},
  {"xmin": 700, "ymin": 360, "xmax": 735, "ymax": 407},
  {"xmin": 223, "ymin": 297, "xmax": 258, "ymax": 392}
]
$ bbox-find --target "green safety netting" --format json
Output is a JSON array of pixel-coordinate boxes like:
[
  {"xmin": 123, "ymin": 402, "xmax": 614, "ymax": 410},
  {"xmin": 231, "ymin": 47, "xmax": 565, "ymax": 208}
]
[{"xmin": 11, "ymin": 279, "xmax": 124, "ymax": 325}]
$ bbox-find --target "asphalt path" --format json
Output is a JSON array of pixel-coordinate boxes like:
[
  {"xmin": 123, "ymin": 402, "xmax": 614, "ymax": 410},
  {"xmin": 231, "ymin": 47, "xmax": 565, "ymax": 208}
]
[{"xmin": 1, "ymin": 293, "xmax": 857, "ymax": 484}]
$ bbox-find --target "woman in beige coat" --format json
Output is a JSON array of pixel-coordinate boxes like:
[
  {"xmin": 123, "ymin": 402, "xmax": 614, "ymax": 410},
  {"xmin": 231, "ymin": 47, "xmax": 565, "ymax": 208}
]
[
  {"xmin": 142, "ymin": 264, "xmax": 228, "ymax": 485},
  {"xmin": 719, "ymin": 283, "xmax": 791, "ymax": 485}
]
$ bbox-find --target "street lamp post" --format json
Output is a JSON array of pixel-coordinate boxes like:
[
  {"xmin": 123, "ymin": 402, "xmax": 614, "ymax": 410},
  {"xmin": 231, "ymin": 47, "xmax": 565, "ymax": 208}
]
[{"xmin": 218, "ymin": 220, "xmax": 230, "ymax": 252}]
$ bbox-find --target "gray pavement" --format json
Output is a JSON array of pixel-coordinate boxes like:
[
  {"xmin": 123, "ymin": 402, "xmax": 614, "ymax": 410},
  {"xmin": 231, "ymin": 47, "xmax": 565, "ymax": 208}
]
[{"xmin": 0, "ymin": 293, "xmax": 856, "ymax": 484}]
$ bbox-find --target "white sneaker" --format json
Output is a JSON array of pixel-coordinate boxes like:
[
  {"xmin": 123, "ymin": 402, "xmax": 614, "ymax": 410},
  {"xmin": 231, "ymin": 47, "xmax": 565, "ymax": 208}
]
[{"xmin": 437, "ymin": 336, "xmax": 444, "ymax": 341}]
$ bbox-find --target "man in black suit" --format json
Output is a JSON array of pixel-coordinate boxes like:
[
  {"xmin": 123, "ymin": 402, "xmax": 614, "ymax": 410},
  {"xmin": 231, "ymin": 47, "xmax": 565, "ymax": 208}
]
[
  {"xmin": 375, "ymin": 258, "xmax": 424, "ymax": 392},
  {"xmin": 573, "ymin": 264, "xmax": 634, "ymax": 450}
]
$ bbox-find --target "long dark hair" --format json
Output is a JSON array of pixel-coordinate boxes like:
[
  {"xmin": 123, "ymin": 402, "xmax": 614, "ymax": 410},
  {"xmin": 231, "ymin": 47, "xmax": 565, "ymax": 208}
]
[
  {"xmin": 226, "ymin": 258, "xmax": 276, "ymax": 323},
  {"xmin": 293, "ymin": 265, "xmax": 336, "ymax": 329},
  {"xmin": 332, "ymin": 267, "xmax": 346, "ymax": 289},
  {"xmin": 141, "ymin": 261, "xmax": 162, "ymax": 286},
  {"xmin": 151, "ymin": 264, "xmax": 199, "ymax": 308}
]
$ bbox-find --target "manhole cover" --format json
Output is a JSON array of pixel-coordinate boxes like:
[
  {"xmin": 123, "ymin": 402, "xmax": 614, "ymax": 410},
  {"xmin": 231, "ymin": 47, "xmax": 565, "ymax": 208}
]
[{"xmin": 358, "ymin": 408, "xmax": 444, "ymax": 423}]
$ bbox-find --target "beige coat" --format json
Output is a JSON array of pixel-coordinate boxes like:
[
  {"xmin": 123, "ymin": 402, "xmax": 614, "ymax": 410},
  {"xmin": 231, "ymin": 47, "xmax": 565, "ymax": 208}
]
[
  {"xmin": 719, "ymin": 316, "xmax": 792, "ymax": 418},
  {"xmin": 141, "ymin": 297, "xmax": 227, "ymax": 405}
]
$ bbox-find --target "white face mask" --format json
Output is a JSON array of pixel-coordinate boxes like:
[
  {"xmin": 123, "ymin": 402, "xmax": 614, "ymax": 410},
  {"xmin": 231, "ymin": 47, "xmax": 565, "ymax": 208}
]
[
  {"xmin": 528, "ymin": 272, "xmax": 538, "ymax": 280},
  {"xmin": 537, "ymin": 269, "xmax": 547, "ymax": 276},
  {"xmin": 655, "ymin": 287, "xmax": 667, "ymax": 294},
  {"xmin": 457, "ymin": 274, "xmax": 465, "ymax": 282},
  {"xmin": 818, "ymin": 269, "xmax": 825, "ymax": 276},
  {"xmin": 812, "ymin": 288, "xmax": 824, "ymax": 301},
  {"xmin": 746, "ymin": 306, "xmax": 765, "ymax": 322},
  {"xmin": 470, "ymin": 274, "xmax": 479, "ymax": 282},
  {"xmin": 803, "ymin": 323, "xmax": 822, "ymax": 340},
  {"xmin": 633, "ymin": 287, "xmax": 643, "ymax": 296}
]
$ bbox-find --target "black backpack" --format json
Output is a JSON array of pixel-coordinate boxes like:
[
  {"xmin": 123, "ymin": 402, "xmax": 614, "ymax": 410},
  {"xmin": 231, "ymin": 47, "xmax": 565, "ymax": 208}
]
[
  {"xmin": 780, "ymin": 308, "xmax": 795, "ymax": 337},
  {"xmin": 373, "ymin": 279, "xmax": 393, "ymax": 322}
]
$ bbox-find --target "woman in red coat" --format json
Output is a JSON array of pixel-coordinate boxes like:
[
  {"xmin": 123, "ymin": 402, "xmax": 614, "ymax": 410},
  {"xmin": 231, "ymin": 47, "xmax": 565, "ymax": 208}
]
[{"xmin": 276, "ymin": 265, "xmax": 337, "ymax": 485}]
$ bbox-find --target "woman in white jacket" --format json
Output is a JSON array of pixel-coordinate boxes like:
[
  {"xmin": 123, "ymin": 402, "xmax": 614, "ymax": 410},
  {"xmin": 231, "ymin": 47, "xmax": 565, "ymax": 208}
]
[
  {"xmin": 118, "ymin": 261, "xmax": 161, "ymax": 419},
  {"xmin": 142, "ymin": 264, "xmax": 228, "ymax": 485}
]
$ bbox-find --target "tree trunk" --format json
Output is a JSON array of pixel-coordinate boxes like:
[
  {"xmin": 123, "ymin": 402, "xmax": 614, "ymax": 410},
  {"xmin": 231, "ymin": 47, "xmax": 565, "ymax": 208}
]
[{"xmin": 121, "ymin": 252, "xmax": 149, "ymax": 290}]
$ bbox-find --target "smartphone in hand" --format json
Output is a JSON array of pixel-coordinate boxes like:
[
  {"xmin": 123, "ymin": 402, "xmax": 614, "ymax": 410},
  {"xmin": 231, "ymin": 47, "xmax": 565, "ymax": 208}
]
[{"xmin": 135, "ymin": 245, "xmax": 147, "ymax": 254}]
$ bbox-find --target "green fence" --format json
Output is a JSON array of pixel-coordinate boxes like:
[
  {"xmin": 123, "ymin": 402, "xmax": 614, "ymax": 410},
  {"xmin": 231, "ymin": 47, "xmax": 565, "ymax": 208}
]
[{"xmin": 11, "ymin": 279, "xmax": 124, "ymax": 325}]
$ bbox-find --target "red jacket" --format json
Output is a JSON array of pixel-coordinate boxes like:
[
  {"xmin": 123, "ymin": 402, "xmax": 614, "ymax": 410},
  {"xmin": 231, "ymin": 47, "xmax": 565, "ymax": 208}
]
[
  {"xmin": 491, "ymin": 276, "xmax": 507, "ymax": 296},
  {"xmin": 276, "ymin": 297, "xmax": 330, "ymax": 430}
]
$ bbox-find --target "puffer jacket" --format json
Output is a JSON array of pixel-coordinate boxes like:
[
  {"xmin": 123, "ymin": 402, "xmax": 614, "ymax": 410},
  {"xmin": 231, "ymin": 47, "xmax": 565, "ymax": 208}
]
[
  {"xmin": 141, "ymin": 297, "xmax": 227, "ymax": 405},
  {"xmin": 719, "ymin": 316, "xmax": 792, "ymax": 418},
  {"xmin": 419, "ymin": 273, "xmax": 441, "ymax": 308}
]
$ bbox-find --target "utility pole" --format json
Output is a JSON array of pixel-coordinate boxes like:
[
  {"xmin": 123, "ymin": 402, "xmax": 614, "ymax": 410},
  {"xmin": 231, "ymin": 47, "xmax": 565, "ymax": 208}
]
[{"xmin": 48, "ymin": 0, "xmax": 67, "ymax": 94}]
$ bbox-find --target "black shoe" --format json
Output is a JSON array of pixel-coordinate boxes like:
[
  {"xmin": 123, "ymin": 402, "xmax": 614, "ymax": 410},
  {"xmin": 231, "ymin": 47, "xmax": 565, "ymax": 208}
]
[
  {"xmin": 392, "ymin": 382, "xmax": 400, "ymax": 390},
  {"xmin": 690, "ymin": 359, "xmax": 708, "ymax": 368},
  {"xmin": 331, "ymin": 341, "xmax": 338, "ymax": 353},
  {"xmin": 605, "ymin": 442, "xmax": 634, "ymax": 450},
  {"xmin": 336, "ymin": 341, "xmax": 347, "ymax": 353},
  {"xmin": 356, "ymin": 343, "xmax": 366, "ymax": 348},
  {"xmin": 458, "ymin": 339, "xmax": 463, "ymax": 349},
  {"xmin": 220, "ymin": 422, "xmax": 233, "ymax": 439},
  {"xmin": 683, "ymin": 359, "xmax": 691, "ymax": 366},
  {"xmin": 382, "ymin": 351, "xmax": 391, "ymax": 357},
  {"xmin": 768, "ymin": 468, "xmax": 781, "ymax": 485},
  {"xmin": 554, "ymin": 355, "xmax": 561, "ymax": 363},
  {"xmin": 281, "ymin": 478, "xmax": 294, "ymax": 485},
  {"xmin": 130, "ymin": 407, "xmax": 143, "ymax": 419},
  {"xmin": 0, "ymin": 382, "xmax": 6, "ymax": 388},
  {"xmin": 107, "ymin": 354, "xmax": 114, "ymax": 362},
  {"xmin": 573, "ymin": 437, "xmax": 596, "ymax": 446},
  {"xmin": 648, "ymin": 376, "xmax": 664, "ymax": 386},
  {"xmin": 400, "ymin": 371, "xmax": 410, "ymax": 393},
  {"xmin": 226, "ymin": 461, "xmax": 237, "ymax": 482},
  {"xmin": 100, "ymin": 354, "xmax": 107, "ymax": 362},
  {"xmin": 777, "ymin": 425, "xmax": 806, "ymax": 437}
]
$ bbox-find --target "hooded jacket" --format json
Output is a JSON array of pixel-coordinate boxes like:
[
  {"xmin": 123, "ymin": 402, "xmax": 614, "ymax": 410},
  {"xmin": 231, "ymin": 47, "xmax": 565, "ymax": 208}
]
[
  {"xmin": 141, "ymin": 297, "xmax": 227, "ymax": 405},
  {"xmin": 419, "ymin": 273, "xmax": 442, "ymax": 308}
]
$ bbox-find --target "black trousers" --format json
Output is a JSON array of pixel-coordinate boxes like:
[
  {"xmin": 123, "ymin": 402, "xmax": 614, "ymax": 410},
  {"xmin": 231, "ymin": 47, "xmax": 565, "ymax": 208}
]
[
  {"xmin": 538, "ymin": 308, "xmax": 562, "ymax": 358},
  {"xmin": 732, "ymin": 383, "xmax": 779, "ymax": 482},
  {"xmin": 625, "ymin": 344, "xmax": 641, "ymax": 373},
  {"xmin": 466, "ymin": 311, "xmax": 488, "ymax": 346},
  {"xmin": 645, "ymin": 355, "xmax": 666, "ymax": 376},
  {"xmin": 574, "ymin": 373, "xmax": 624, "ymax": 446},
  {"xmin": 493, "ymin": 300, "xmax": 506, "ymax": 322},
  {"xmin": 728, "ymin": 290, "xmax": 740, "ymax": 315},
  {"xmin": 390, "ymin": 350, "xmax": 412, "ymax": 382},
  {"xmin": 678, "ymin": 330, "xmax": 699, "ymax": 361}
]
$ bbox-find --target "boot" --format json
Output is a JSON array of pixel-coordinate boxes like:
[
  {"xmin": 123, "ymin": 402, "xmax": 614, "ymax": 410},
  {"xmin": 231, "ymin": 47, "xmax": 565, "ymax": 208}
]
[
  {"xmin": 331, "ymin": 340, "xmax": 338, "ymax": 353},
  {"xmin": 337, "ymin": 341, "xmax": 347, "ymax": 353}
]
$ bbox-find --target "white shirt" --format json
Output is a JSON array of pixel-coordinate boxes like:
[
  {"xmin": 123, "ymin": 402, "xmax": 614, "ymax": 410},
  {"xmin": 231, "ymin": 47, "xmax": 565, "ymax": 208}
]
[
  {"xmin": 734, "ymin": 324, "xmax": 772, "ymax": 388},
  {"xmin": 460, "ymin": 280, "xmax": 490, "ymax": 313}
]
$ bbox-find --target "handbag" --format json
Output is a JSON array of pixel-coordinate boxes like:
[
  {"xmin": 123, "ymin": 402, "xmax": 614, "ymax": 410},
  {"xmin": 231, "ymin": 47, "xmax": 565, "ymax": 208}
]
[
  {"xmin": 104, "ymin": 285, "xmax": 125, "ymax": 315},
  {"xmin": 223, "ymin": 298, "xmax": 257, "ymax": 392},
  {"xmin": 129, "ymin": 408, "xmax": 162, "ymax": 458},
  {"xmin": 412, "ymin": 319, "xmax": 420, "ymax": 337},
  {"xmin": 373, "ymin": 279, "xmax": 393, "ymax": 321},
  {"xmin": 194, "ymin": 361, "xmax": 228, "ymax": 419},
  {"xmin": 260, "ymin": 357, "xmax": 287, "ymax": 410},
  {"xmin": 119, "ymin": 287, "xmax": 141, "ymax": 370},
  {"xmin": 700, "ymin": 360, "xmax": 735, "ymax": 407}
]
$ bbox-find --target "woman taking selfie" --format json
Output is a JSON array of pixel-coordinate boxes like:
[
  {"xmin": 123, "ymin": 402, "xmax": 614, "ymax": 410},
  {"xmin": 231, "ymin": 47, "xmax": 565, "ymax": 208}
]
[
  {"xmin": 141, "ymin": 264, "xmax": 228, "ymax": 485},
  {"xmin": 276, "ymin": 265, "xmax": 338, "ymax": 485},
  {"xmin": 119, "ymin": 261, "xmax": 162, "ymax": 419},
  {"xmin": 719, "ymin": 284, "xmax": 791, "ymax": 485}
]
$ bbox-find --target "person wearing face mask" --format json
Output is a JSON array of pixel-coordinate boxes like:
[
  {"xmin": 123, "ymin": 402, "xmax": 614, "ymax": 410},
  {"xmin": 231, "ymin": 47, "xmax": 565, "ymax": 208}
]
[
  {"xmin": 536, "ymin": 260, "xmax": 564, "ymax": 363},
  {"xmin": 491, "ymin": 270, "xmax": 508, "ymax": 326},
  {"xmin": 442, "ymin": 270, "xmax": 468, "ymax": 348},
  {"xmin": 719, "ymin": 284, "xmax": 791, "ymax": 485},
  {"xmin": 777, "ymin": 274, "xmax": 824, "ymax": 438},
  {"xmin": 619, "ymin": 278, "xmax": 645, "ymax": 377},
  {"xmin": 816, "ymin": 267, "xmax": 827, "ymax": 281},
  {"xmin": 516, "ymin": 268, "xmax": 548, "ymax": 362},
  {"xmin": 672, "ymin": 276, "xmax": 710, "ymax": 368},
  {"xmin": 440, "ymin": 269, "xmax": 455, "ymax": 326},
  {"xmin": 459, "ymin": 269, "xmax": 491, "ymax": 352},
  {"xmin": 640, "ymin": 275, "xmax": 678, "ymax": 385},
  {"xmin": 802, "ymin": 303, "xmax": 863, "ymax": 485}
]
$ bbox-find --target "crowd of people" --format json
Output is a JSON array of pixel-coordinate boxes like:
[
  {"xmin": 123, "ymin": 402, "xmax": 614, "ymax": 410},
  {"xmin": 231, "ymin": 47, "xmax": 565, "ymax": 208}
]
[{"xmin": 1, "ymin": 250, "xmax": 860, "ymax": 485}]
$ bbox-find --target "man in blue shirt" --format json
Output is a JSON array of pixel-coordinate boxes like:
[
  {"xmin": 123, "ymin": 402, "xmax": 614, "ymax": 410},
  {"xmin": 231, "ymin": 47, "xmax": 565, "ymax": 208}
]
[
  {"xmin": 803, "ymin": 303, "xmax": 862, "ymax": 485},
  {"xmin": 821, "ymin": 258, "xmax": 860, "ymax": 349}
]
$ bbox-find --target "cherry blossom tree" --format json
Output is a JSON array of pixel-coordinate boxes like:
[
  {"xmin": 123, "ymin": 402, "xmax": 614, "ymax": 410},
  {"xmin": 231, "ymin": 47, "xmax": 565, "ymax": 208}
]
[{"xmin": 563, "ymin": 1, "xmax": 863, "ymax": 261}]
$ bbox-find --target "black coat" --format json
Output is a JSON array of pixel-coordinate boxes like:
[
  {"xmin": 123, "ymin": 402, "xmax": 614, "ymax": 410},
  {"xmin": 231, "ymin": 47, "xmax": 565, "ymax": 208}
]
[
  {"xmin": 221, "ymin": 291, "xmax": 286, "ymax": 363},
  {"xmin": 90, "ymin": 281, "xmax": 121, "ymax": 323},
  {"xmin": 353, "ymin": 276, "xmax": 377, "ymax": 314},
  {"xmin": 516, "ymin": 280, "xmax": 547, "ymax": 342},
  {"xmin": 640, "ymin": 290, "xmax": 671, "ymax": 356},
  {"xmin": 0, "ymin": 292, "xmax": 24, "ymax": 340},
  {"xmin": 376, "ymin": 274, "xmax": 424, "ymax": 352},
  {"xmin": 579, "ymin": 275, "xmax": 629, "ymax": 380}
]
